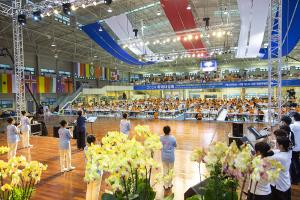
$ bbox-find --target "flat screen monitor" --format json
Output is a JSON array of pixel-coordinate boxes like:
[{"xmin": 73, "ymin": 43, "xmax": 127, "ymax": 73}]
[{"xmin": 200, "ymin": 60, "xmax": 217, "ymax": 72}]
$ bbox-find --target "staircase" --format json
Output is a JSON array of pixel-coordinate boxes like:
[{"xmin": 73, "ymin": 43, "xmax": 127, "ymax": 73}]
[
  {"xmin": 217, "ymin": 108, "xmax": 228, "ymax": 121},
  {"xmin": 58, "ymin": 86, "xmax": 83, "ymax": 113}
]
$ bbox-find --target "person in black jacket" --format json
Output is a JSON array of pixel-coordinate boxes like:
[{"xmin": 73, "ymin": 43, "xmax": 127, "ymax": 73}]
[{"xmin": 76, "ymin": 110, "xmax": 87, "ymax": 150}]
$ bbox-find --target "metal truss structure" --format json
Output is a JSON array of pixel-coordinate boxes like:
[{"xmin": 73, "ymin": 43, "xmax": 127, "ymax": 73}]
[
  {"xmin": 267, "ymin": 0, "xmax": 283, "ymax": 126},
  {"xmin": 0, "ymin": 0, "xmax": 26, "ymax": 120}
]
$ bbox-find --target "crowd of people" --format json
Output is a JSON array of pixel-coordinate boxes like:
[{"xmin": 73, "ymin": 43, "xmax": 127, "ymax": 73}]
[
  {"xmin": 66, "ymin": 97, "xmax": 300, "ymax": 122},
  {"xmin": 134, "ymin": 69, "xmax": 300, "ymax": 85},
  {"xmin": 4, "ymin": 107, "xmax": 300, "ymax": 200}
]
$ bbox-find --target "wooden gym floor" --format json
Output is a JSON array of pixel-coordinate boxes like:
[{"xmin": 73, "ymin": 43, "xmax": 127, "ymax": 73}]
[{"xmin": 0, "ymin": 117, "xmax": 299, "ymax": 200}]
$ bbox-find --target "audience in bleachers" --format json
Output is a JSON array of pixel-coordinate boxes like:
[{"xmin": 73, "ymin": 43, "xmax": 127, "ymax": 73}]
[{"xmin": 134, "ymin": 67, "xmax": 300, "ymax": 85}]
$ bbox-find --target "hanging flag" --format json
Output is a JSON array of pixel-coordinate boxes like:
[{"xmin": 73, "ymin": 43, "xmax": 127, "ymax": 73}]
[
  {"xmin": 89, "ymin": 64, "xmax": 95, "ymax": 78},
  {"xmin": 85, "ymin": 63, "xmax": 90, "ymax": 78},
  {"xmin": 75, "ymin": 63, "xmax": 80, "ymax": 77},
  {"xmin": 106, "ymin": 67, "xmax": 110, "ymax": 80},
  {"xmin": 0, "ymin": 73, "xmax": 14, "ymax": 93},
  {"xmin": 56, "ymin": 77, "xmax": 64, "ymax": 93},
  {"xmin": 64, "ymin": 78, "xmax": 73, "ymax": 94},
  {"xmin": 44, "ymin": 76, "xmax": 50, "ymax": 93},
  {"xmin": 51, "ymin": 77, "xmax": 57, "ymax": 93},
  {"xmin": 37, "ymin": 76, "xmax": 45, "ymax": 93},
  {"xmin": 95, "ymin": 65, "xmax": 101, "ymax": 79},
  {"xmin": 25, "ymin": 75, "xmax": 37, "ymax": 93},
  {"xmin": 80, "ymin": 63, "xmax": 86, "ymax": 77},
  {"xmin": 102, "ymin": 67, "xmax": 106, "ymax": 80}
]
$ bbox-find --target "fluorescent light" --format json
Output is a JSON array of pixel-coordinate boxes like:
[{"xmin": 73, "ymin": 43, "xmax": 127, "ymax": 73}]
[
  {"xmin": 107, "ymin": 7, "xmax": 112, "ymax": 12},
  {"xmin": 187, "ymin": 5, "xmax": 191, "ymax": 10}
]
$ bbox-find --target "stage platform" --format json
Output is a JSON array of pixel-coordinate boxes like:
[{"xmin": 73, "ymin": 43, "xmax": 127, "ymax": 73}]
[{"xmin": 0, "ymin": 118, "xmax": 299, "ymax": 200}]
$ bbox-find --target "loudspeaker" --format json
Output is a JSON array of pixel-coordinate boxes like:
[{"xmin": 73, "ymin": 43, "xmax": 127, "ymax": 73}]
[
  {"xmin": 232, "ymin": 123, "xmax": 243, "ymax": 137},
  {"xmin": 184, "ymin": 179, "xmax": 209, "ymax": 199}
]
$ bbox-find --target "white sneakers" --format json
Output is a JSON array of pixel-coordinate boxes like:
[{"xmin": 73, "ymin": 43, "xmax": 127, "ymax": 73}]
[{"xmin": 61, "ymin": 166, "xmax": 76, "ymax": 173}]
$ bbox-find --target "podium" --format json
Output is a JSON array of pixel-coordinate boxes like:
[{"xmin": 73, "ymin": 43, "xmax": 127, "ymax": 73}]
[{"xmin": 86, "ymin": 117, "xmax": 97, "ymax": 134}]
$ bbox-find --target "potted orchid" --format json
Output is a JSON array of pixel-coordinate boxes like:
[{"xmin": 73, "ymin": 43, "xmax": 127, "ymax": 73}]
[
  {"xmin": 189, "ymin": 141, "xmax": 283, "ymax": 200},
  {"xmin": 85, "ymin": 125, "xmax": 171, "ymax": 200},
  {"xmin": 0, "ymin": 156, "xmax": 47, "ymax": 200}
]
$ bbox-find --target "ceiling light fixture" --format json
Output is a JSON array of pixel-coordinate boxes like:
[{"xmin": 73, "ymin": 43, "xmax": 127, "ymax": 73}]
[
  {"xmin": 93, "ymin": 1, "xmax": 97, "ymax": 6},
  {"xmin": 187, "ymin": 4, "xmax": 191, "ymax": 10},
  {"xmin": 177, "ymin": 36, "xmax": 181, "ymax": 41},
  {"xmin": 71, "ymin": 5, "xmax": 76, "ymax": 11},
  {"xmin": 157, "ymin": 11, "xmax": 161, "ymax": 16},
  {"xmin": 82, "ymin": 4, "xmax": 86, "ymax": 8},
  {"xmin": 53, "ymin": 9, "xmax": 59, "ymax": 14},
  {"xmin": 107, "ymin": 7, "xmax": 112, "ymax": 13}
]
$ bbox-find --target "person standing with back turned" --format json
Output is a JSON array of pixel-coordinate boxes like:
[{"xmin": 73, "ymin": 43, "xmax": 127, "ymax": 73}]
[
  {"xmin": 160, "ymin": 125, "xmax": 177, "ymax": 190},
  {"xmin": 289, "ymin": 112, "xmax": 300, "ymax": 184},
  {"xmin": 6, "ymin": 117, "xmax": 20, "ymax": 159},
  {"xmin": 20, "ymin": 111, "xmax": 33, "ymax": 148},
  {"xmin": 120, "ymin": 113, "xmax": 131, "ymax": 135},
  {"xmin": 77, "ymin": 110, "xmax": 87, "ymax": 150},
  {"xmin": 58, "ymin": 120, "xmax": 75, "ymax": 172}
]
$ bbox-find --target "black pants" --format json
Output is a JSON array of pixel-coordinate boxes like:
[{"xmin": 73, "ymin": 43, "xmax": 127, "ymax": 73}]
[
  {"xmin": 290, "ymin": 151, "xmax": 300, "ymax": 184},
  {"xmin": 247, "ymin": 193, "xmax": 271, "ymax": 200},
  {"xmin": 77, "ymin": 129, "xmax": 86, "ymax": 149},
  {"xmin": 271, "ymin": 186, "xmax": 291, "ymax": 200}
]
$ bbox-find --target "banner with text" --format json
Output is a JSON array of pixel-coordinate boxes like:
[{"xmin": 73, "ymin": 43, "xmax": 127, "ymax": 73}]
[{"xmin": 133, "ymin": 80, "xmax": 300, "ymax": 90}]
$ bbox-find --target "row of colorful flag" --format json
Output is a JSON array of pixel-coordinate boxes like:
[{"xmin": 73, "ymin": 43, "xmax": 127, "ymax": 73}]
[
  {"xmin": 0, "ymin": 73, "xmax": 73, "ymax": 94},
  {"xmin": 74, "ymin": 63, "xmax": 120, "ymax": 80},
  {"xmin": 25, "ymin": 75, "xmax": 73, "ymax": 94}
]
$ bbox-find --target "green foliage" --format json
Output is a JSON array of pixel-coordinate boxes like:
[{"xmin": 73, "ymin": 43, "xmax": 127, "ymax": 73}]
[
  {"xmin": 136, "ymin": 180, "xmax": 156, "ymax": 200},
  {"xmin": 163, "ymin": 193, "xmax": 175, "ymax": 200},
  {"xmin": 186, "ymin": 195, "xmax": 202, "ymax": 200},
  {"xmin": 102, "ymin": 193, "xmax": 118, "ymax": 200},
  {"xmin": 9, "ymin": 187, "xmax": 35, "ymax": 200}
]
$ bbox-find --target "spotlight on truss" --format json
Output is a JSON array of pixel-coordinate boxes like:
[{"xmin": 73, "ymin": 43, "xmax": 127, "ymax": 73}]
[
  {"xmin": 104, "ymin": 0, "xmax": 112, "ymax": 5},
  {"xmin": 18, "ymin": 14, "xmax": 26, "ymax": 25},
  {"xmin": 32, "ymin": 10, "xmax": 42, "ymax": 21},
  {"xmin": 62, "ymin": 3, "xmax": 72, "ymax": 15}
]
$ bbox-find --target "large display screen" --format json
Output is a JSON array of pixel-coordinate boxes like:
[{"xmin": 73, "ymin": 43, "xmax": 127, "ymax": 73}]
[{"xmin": 200, "ymin": 60, "xmax": 217, "ymax": 72}]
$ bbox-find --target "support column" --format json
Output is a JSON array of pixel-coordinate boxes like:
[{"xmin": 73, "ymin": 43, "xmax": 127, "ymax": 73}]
[{"xmin": 13, "ymin": 0, "xmax": 25, "ymax": 120}]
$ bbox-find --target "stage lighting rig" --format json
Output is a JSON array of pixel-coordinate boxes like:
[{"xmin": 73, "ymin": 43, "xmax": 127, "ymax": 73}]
[
  {"xmin": 62, "ymin": 3, "xmax": 72, "ymax": 15},
  {"xmin": 18, "ymin": 14, "xmax": 26, "ymax": 25},
  {"xmin": 203, "ymin": 17, "xmax": 210, "ymax": 28},
  {"xmin": 133, "ymin": 29, "xmax": 138, "ymax": 38},
  {"xmin": 104, "ymin": 0, "xmax": 112, "ymax": 5},
  {"xmin": 32, "ymin": 10, "xmax": 42, "ymax": 21}
]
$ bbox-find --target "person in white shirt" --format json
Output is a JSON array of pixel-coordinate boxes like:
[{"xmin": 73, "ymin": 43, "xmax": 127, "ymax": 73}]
[
  {"xmin": 289, "ymin": 112, "xmax": 300, "ymax": 184},
  {"xmin": 20, "ymin": 111, "xmax": 33, "ymax": 148},
  {"xmin": 247, "ymin": 142, "xmax": 273, "ymax": 200},
  {"xmin": 270, "ymin": 136, "xmax": 292, "ymax": 200},
  {"xmin": 58, "ymin": 120, "xmax": 75, "ymax": 172},
  {"xmin": 6, "ymin": 117, "xmax": 21, "ymax": 159},
  {"xmin": 120, "ymin": 113, "xmax": 131, "ymax": 135}
]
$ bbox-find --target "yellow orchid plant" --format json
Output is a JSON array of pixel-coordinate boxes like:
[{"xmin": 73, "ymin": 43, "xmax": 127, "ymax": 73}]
[
  {"xmin": 0, "ymin": 156, "xmax": 47, "ymax": 200},
  {"xmin": 190, "ymin": 141, "xmax": 284, "ymax": 200},
  {"xmin": 84, "ymin": 125, "xmax": 163, "ymax": 200},
  {"xmin": 0, "ymin": 146, "xmax": 9, "ymax": 155}
]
